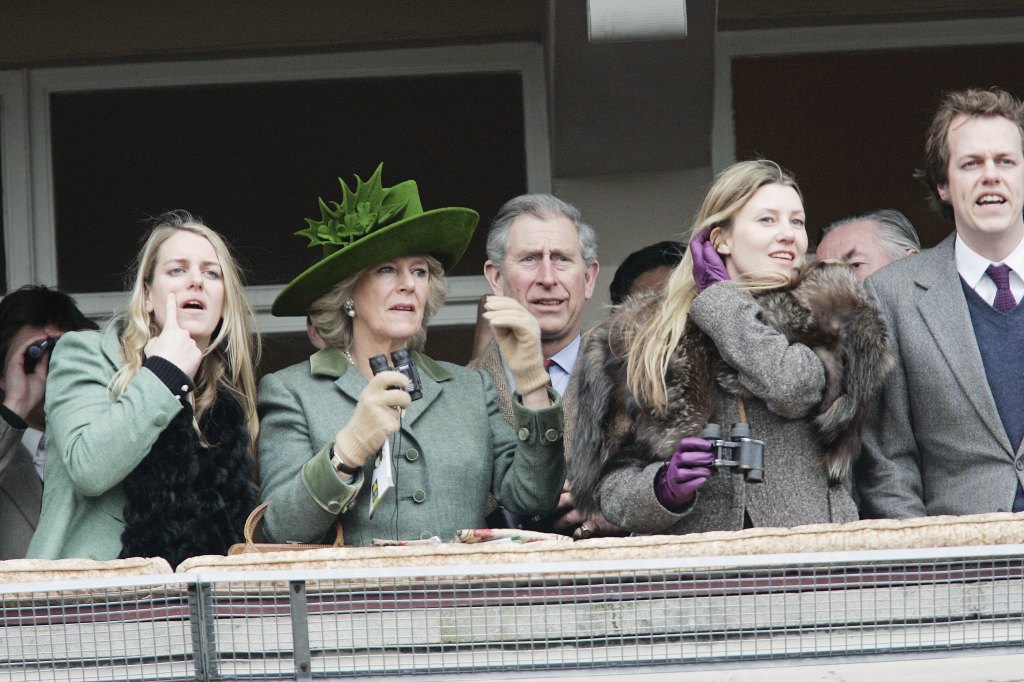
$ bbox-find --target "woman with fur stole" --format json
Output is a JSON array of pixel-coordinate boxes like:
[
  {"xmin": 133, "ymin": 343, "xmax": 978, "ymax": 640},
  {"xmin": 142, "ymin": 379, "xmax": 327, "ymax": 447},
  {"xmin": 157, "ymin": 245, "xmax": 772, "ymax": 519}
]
[
  {"xmin": 28, "ymin": 212, "xmax": 259, "ymax": 566},
  {"xmin": 570, "ymin": 161, "xmax": 894, "ymax": 534}
]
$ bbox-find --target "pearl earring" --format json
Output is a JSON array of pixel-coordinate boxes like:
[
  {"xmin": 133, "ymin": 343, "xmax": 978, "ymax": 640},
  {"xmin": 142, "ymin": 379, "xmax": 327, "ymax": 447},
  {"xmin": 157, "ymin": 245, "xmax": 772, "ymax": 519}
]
[{"xmin": 344, "ymin": 299, "xmax": 356, "ymax": 318}]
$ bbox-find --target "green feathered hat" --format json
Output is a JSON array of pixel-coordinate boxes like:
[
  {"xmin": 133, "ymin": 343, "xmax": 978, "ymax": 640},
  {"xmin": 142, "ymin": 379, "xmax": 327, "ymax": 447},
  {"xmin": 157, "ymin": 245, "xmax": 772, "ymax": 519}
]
[{"xmin": 272, "ymin": 164, "xmax": 479, "ymax": 317}]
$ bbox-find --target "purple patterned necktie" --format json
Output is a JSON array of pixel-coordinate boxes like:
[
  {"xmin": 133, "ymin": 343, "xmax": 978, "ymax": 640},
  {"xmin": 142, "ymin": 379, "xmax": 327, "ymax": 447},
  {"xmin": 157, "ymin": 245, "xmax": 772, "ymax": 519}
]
[{"xmin": 986, "ymin": 263, "xmax": 1017, "ymax": 313}]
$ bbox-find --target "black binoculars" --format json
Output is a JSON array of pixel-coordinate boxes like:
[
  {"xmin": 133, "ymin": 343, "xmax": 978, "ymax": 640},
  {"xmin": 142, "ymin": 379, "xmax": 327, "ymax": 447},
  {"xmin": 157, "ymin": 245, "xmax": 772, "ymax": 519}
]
[
  {"xmin": 701, "ymin": 422, "xmax": 765, "ymax": 483},
  {"xmin": 369, "ymin": 348, "xmax": 423, "ymax": 401},
  {"xmin": 24, "ymin": 337, "xmax": 57, "ymax": 373}
]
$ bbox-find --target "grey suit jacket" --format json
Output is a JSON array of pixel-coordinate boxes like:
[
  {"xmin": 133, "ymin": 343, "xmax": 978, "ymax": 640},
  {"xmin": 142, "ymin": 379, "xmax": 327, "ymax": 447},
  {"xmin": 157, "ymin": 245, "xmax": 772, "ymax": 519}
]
[
  {"xmin": 0, "ymin": 417, "xmax": 42, "ymax": 559},
  {"xmin": 858, "ymin": 234, "xmax": 1024, "ymax": 518},
  {"xmin": 468, "ymin": 338, "xmax": 580, "ymax": 460}
]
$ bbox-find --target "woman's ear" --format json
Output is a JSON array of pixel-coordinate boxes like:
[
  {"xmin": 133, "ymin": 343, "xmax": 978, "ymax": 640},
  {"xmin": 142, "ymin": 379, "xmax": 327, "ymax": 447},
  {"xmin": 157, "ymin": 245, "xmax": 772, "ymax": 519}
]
[
  {"xmin": 143, "ymin": 286, "xmax": 154, "ymax": 314},
  {"xmin": 710, "ymin": 227, "xmax": 731, "ymax": 256}
]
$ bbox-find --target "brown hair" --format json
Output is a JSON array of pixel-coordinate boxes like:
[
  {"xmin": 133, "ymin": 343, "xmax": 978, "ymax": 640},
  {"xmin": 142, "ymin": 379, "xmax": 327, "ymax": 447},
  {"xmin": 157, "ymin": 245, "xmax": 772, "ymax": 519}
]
[{"xmin": 917, "ymin": 88, "xmax": 1024, "ymax": 220}]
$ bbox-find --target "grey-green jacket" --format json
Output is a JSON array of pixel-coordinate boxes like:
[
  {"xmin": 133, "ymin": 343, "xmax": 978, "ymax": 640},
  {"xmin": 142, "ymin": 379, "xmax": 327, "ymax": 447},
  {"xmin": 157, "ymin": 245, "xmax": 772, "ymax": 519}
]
[
  {"xmin": 257, "ymin": 349, "xmax": 565, "ymax": 546},
  {"xmin": 27, "ymin": 326, "xmax": 184, "ymax": 560}
]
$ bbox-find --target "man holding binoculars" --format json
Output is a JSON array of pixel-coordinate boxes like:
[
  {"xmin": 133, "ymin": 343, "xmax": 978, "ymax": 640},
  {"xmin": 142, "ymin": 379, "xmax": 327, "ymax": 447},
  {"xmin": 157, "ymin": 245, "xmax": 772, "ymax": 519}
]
[{"xmin": 0, "ymin": 286, "xmax": 96, "ymax": 559}]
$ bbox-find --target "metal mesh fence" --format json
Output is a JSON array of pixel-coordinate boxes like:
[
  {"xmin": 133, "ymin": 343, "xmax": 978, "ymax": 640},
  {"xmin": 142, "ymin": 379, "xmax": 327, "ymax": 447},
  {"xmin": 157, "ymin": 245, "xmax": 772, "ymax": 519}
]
[{"xmin": 3, "ymin": 546, "xmax": 1023, "ymax": 681}]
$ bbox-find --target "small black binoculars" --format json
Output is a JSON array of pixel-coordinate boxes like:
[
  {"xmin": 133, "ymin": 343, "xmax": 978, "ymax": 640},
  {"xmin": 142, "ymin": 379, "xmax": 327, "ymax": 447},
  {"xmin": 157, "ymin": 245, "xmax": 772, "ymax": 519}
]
[
  {"xmin": 24, "ymin": 337, "xmax": 57, "ymax": 373},
  {"xmin": 701, "ymin": 422, "xmax": 765, "ymax": 483},
  {"xmin": 369, "ymin": 348, "xmax": 423, "ymax": 401}
]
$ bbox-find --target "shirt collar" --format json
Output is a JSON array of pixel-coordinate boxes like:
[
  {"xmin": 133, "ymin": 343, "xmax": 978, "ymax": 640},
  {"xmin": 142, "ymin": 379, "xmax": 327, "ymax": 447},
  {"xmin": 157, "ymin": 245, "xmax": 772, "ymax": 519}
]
[
  {"xmin": 955, "ymin": 233, "xmax": 1024, "ymax": 287},
  {"xmin": 547, "ymin": 334, "xmax": 582, "ymax": 375}
]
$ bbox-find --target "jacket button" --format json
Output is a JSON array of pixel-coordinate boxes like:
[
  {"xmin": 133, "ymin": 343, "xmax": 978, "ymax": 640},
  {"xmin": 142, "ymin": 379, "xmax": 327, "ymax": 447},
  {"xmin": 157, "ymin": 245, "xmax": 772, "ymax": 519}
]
[
  {"xmin": 545, "ymin": 428, "xmax": 559, "ymax": 442},
  {"xmin": 518, "ymin": 427, "xmax": 529, "ymax": 441},
  {"xmin": 413, "ymin": 489, "xmax": 426, "ymax": 503},
  {"xmin": 405, "ymin": 448, "xmax": 420, "ymax": 461},
  {"xmin": 327, "ymin": 500, "xmax": 341, "ymax": 513},
  {"xmin": 153, "ymin": 415, "xmax": 168, "ymax": 428},
  {"xmin": 1016, "ymin": 459, "xmax": 1024, "ymax": 471},
  {"xmin": 420, "ymin": 530, "xmax": 433, "ymax": 540}
]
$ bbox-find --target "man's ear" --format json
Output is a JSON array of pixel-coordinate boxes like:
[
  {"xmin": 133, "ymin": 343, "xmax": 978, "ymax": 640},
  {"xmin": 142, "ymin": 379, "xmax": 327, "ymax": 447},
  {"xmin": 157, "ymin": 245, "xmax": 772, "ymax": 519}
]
[
  {"xmin": 483, "ymin": 261, "xmax": 504, "ymax": 296},
  {"xmin": 583, "ymin": 261, "xmax": 600, "ymax": 300},
  {"xmin": 937, "ymin": 182, "xmax": 950, "ymax": 203}
]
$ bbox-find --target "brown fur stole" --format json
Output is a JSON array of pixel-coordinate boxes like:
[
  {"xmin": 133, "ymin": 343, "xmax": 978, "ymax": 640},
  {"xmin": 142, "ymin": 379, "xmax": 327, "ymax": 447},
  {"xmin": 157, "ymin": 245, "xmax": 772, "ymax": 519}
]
[{"xmin": 570, "ymin": 260, "xmax": 895, "ymax": 515}]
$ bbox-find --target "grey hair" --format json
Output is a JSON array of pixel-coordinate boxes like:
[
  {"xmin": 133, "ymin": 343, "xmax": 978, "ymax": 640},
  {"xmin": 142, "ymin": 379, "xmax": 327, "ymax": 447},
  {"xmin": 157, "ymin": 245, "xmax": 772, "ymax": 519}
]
[
  {"xmin": 821, "ymin": 209, "xmax": 921, "ymax": 261},
  {"xmin": 485, "ymin": 193, "xmax": 598, "ymax": 270},
  {"xmin": 308, "ymin": 255, "xmax": 449, "ymax": 353}
]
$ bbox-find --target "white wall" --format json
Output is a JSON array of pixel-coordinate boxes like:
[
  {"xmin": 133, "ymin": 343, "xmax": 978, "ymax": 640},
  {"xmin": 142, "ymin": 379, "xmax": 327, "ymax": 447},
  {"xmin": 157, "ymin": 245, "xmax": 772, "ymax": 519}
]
[{"xmin": 554, "ymin": 165, "xmax": 712, "ymax": 330}]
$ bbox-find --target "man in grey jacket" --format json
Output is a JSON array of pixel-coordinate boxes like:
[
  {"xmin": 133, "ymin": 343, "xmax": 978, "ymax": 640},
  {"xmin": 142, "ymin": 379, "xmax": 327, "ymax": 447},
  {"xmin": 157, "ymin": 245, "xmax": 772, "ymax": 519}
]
[
  {"xmin": 0, "ymin": 286, "xmax": 95, "ymax": 559},
  {"xmin": 857, "ymin": 88, "xmax": 1024, "ymax": 518}
]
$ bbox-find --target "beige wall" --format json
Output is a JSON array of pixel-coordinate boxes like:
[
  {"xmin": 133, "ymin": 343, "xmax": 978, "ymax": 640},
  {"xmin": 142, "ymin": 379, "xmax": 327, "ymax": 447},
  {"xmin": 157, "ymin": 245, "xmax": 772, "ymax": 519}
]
[{"xmin": 554, "ymin": 165, "xmax": 712, "ymax": 330}]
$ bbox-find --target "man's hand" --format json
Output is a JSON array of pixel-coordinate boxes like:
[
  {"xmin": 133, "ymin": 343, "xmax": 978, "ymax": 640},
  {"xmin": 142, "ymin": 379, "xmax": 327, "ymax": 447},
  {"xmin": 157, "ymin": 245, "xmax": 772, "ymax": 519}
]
[
  {"xmin": 549, "ymin": 479, "xmax": 623, "ymax": 539},
  {"xmin": 1, "ymin": 332, "xmax": 50, "ymax": 422},
  {"xmin": 482, "ymin": 296, "xmax": 549, "ymax": 400}
]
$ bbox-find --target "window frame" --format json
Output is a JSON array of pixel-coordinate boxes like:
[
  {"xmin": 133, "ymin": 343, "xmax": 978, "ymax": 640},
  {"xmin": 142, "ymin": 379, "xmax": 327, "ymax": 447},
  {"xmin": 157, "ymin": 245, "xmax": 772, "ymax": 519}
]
[
  {"xmin": 4, "ymin": 42, "xmax": 550, "ymax": 332},
  {"xmin": 0, "ymin": 69, "xmax": 31, "ymax": 293},
  {"xmin": 712, "ymin": 16, "xmax": 1024, "ymax": 173}
]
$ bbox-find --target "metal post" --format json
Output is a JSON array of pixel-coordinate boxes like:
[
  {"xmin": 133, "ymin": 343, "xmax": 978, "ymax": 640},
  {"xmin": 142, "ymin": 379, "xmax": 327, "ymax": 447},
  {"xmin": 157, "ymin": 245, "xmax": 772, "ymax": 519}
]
[
  {"xmin": 187, "ymin": 580, "xmax": 217, "ymax": 681},
  {"xmin": 289, "ymin": 580, "xmax": 313, "ymax": 682}
]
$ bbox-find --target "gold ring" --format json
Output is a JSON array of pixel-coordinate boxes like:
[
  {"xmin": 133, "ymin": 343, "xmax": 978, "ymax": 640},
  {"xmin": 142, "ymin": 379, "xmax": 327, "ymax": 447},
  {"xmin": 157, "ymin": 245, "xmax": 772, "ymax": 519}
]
[{"xmin": 579, "ymin": 522, "xmax": 593, "ymax": 539}]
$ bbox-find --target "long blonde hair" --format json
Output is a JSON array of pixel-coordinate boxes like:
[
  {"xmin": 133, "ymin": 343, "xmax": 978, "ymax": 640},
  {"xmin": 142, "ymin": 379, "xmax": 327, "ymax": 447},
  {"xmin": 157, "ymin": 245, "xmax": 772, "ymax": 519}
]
[
  {"xmin": 627, "ymin": 160, "xmax": 801, "ymax": 411},
  {"xmin": 108, "ymin": 211, "xmax": 261, "ymax": 449}
]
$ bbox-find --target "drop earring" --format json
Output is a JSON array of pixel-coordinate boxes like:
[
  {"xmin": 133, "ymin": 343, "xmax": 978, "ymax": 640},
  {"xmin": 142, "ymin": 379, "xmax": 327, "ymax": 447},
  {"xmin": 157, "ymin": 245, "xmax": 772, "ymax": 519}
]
[{"xmin": 344, "ymin": 299, "xmax": 356, "ymax": 318}]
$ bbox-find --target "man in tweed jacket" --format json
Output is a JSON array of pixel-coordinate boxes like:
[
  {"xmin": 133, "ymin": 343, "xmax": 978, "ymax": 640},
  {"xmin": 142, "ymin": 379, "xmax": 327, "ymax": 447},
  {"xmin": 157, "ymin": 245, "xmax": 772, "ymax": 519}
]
[{"xmin": 469, "ymin": 193, "xmax": 619, "ymax": 538}]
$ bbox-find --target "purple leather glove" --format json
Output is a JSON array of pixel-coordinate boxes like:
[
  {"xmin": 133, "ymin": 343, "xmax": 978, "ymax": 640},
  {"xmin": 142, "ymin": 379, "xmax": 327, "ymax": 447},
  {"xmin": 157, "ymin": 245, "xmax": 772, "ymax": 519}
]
[
  {"xmin": 689, "ymin": 227, "xmax": 730, "ymax": 292},
  {"xmin": 654, "ymin": 436, "xmax": 715, "ymax": 511}
]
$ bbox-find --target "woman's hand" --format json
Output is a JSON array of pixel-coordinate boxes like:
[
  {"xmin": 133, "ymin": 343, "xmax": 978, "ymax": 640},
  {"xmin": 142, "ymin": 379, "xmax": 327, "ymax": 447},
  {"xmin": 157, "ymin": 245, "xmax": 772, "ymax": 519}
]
[
  {"xmin": 334, "ymin": 370, "xmax": 412, "ymax": 468},
  {"xmin": 689, "ymin": 227, "xmax": 730, "ymax": 292},
  {"xmin": 654, "ymin": 436, "xmax": 715, "ymax": 510},
  {"xmin": 144, "ymin": 294, "xmax": 202, "ymax": 379},
  {"xmin": 482, "ymin": 296, "xmax": 548, "ymax": 404}
]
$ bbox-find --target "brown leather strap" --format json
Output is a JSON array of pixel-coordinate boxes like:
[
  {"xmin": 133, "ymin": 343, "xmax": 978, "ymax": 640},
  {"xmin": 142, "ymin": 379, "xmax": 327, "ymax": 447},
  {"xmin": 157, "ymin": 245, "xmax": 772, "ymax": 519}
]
[
  {"xmin": 737, "ymin": 396, "xmax": 748, "ymax": 424},
  {"xmin": 241, "ymin": 501, "xmax": 344, "ymax": 552}
]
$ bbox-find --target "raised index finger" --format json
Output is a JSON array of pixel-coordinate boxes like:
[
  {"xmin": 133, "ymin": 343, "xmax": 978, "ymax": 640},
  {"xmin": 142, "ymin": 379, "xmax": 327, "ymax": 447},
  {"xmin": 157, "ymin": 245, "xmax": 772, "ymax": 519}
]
[{"xmin": 163, "ymin": 293, "xmax": 180, "ymax": 331}]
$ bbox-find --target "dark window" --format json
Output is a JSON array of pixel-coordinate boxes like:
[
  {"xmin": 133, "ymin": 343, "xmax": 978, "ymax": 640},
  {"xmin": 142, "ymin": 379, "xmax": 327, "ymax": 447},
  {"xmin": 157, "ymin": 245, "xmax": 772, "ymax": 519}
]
[
  {"xmin": 732, "ymin": 44, "xmax": 1024, "ymax": 246},
  {"xmin": 50, "ymin": 73, "xmax": 526, "ymax": 292}
]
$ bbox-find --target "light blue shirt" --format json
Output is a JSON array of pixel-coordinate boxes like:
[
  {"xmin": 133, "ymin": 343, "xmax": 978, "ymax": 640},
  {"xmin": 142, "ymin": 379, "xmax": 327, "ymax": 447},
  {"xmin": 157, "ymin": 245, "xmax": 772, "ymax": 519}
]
[{"xmin": 503, "ymin": 335, "xmax": 581, "ymax": 397}]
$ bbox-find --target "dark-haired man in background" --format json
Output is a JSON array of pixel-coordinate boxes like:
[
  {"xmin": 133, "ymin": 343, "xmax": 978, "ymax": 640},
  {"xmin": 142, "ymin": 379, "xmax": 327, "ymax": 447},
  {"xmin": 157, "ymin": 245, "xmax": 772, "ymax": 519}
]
[{"xmin": 0, "ymin": 285, "xmax": 97, "ymax": 559}]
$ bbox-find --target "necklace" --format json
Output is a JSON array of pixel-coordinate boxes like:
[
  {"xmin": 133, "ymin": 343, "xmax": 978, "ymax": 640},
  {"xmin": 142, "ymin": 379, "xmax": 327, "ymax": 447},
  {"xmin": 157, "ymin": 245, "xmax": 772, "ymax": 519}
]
[{"xmin": 344, "ymin": 350, "xmax": 356, "ymax": 366}]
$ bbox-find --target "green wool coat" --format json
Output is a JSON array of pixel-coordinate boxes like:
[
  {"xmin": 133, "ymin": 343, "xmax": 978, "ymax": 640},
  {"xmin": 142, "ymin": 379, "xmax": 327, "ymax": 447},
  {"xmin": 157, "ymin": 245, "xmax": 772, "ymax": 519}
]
[
  {"xmin": 27, "ymin": 326, "xmax": 185, "ymax": 560},
  {"xmin": 257, "ymin": 348, "xmax": 565, "ymax": 547}
]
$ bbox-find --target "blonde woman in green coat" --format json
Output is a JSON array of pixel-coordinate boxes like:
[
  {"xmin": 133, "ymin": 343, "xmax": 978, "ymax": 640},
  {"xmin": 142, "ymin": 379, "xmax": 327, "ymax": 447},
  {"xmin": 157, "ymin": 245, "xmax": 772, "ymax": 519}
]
[
  {"xmin": 259, "ymin": 167, "xmax": 565, "ymax": 547},
  {"xmin": 28, "ymin": 212, "xmax": 260, "ymax": 565}
]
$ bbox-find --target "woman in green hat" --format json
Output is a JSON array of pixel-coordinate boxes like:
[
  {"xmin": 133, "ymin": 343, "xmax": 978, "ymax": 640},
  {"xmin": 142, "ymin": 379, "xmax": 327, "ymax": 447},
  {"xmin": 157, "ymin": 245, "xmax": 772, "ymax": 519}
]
[{"xmin": 258, "ymin": 167, "xmax": 566, "ymax": 546}]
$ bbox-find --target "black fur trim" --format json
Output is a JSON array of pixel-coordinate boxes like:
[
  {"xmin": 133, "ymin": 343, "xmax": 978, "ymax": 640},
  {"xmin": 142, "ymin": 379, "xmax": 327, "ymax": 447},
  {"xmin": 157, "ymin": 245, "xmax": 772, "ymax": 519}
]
[{"xmin": 119, "ymin": 390, "xmax": 257, "ymax": 567}]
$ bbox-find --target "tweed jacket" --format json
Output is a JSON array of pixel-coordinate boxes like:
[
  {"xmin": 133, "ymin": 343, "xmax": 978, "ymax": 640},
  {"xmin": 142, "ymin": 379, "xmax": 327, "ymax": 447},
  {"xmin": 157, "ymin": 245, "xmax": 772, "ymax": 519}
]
[
  {"xmin": 592, "ymin": 283, "xmax": 859, "ymax": 534},
  {"xmin": 27, "ymin": 326, "xmax": 185, "ymax": 560},
  {"xmin": 858, "ymin": 234, "xmax": 1024, "ymax": 517},
  {"xmin": 257, "ymin": 348, "xmax": 565, "ymax": 547},
  {"xmin": 0, "ymin": 416, "xmax": 41, "ymax": 559},
  {"xmin": 467, "ymin": 338, "xmax": 580, "ymax": 460}
]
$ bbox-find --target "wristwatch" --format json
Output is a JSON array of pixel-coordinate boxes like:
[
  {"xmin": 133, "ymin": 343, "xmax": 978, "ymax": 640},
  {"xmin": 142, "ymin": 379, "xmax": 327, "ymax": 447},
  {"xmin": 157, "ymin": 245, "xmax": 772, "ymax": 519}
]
[{"xmin": 330, "ymin": 444, "xmax": 360, "ymax": 476}]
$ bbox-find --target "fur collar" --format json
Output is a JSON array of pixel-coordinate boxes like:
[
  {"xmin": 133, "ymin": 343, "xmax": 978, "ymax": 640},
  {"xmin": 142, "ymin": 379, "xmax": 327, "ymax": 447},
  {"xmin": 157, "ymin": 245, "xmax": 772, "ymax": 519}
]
[
  {"xmin": 119, "ymin": 389, "xmax": 256, "ymax": 567},
  {"xmin": 571, "ymin": 261, "xmax": 895, "ymax": 514}
]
